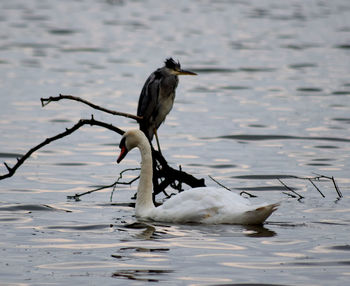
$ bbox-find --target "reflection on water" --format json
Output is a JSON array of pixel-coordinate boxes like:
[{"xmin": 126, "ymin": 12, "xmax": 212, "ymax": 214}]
[
  {"xmin": 112, "ymin": 269, "xmax": 174, "ymax": 283},
  {"xmin": 0, "ymin": 198, "xmax": 350, "ymax": 285},
  {"xmin": 1, "ymin": 0, "xmax": 350, "ymax": 285}
]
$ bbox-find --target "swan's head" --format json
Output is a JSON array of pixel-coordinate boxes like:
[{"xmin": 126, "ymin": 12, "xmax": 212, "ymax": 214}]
[{"xmin": 117, "ymin": 129, "xmax": 148, "ymax": 163}]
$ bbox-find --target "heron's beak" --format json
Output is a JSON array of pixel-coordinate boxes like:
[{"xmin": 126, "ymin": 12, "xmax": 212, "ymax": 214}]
[
  {"xmin": 177, "ymin": 69, "xmax": 197, "ymax": 76},
  {"xmin": 117, "ymin": 145, "xmax": 128, "ymax": 163}
]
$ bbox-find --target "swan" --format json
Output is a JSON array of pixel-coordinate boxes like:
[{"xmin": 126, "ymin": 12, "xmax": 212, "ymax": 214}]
[{"xmin": 117, "ymin": 130, "xmax": 279, "ymax": 225}]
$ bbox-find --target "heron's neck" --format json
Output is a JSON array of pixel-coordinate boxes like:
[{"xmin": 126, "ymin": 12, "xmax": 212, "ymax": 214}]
[{"xmin": 136, "ymin": 138, "xmax": 155, "ymax": 216}]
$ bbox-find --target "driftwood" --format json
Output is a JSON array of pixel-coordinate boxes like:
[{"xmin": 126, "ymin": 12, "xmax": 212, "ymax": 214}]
[
  {"xmin": 1, "ymin": 95, "xmax": 206, "ymax": 202},
  {"xmin": 0, "ymin": 94, "xmax": 342, "ymax": 202}
]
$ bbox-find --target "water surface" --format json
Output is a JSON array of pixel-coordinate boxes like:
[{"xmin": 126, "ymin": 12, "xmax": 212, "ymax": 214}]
[{"xmin": 0, "ymin": 0, "xmax": 350, "ymax": 285}]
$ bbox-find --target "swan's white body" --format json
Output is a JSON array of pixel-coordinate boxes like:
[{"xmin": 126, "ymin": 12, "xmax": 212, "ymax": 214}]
[{"xmin": 118, "ymin": 130, "xmax": 279, "ymax": 225}]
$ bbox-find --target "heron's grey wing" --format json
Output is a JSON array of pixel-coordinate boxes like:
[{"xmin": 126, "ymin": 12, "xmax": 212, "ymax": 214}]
[
  {"xmin": 137, "ymin": 71, "xmax": 161, "ymax": 120},
  {"xmin": 137, "ymin": 70, "xmax": 162, "ymax": 140}
]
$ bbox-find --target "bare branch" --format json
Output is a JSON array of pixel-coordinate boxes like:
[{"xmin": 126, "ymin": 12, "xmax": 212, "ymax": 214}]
[
  {"xmin": 109, "ymin": 168, "xmax": 141, "ymax": 202},
  {"xmin": 331, "ymin": 176, "xmax": 342, "ymax": 198},
  {"xmin": 282, "ymin": 192, "xmax": 297, "ymax": 198},
  {"xmin": 67, "ymin": 168, "xmax": 141, "ymax": 201},
  {"xmin": 208, "ymin": 175, "xmax": 259, "ymax": 198},
  {"xmin": 208, "ymin": 175, "xmax": 231, "ymax": 191},
  {"xmin": 0, "ymin": 116, "xmax": 124, "ymax": 180},
  {"xmin": 151, "ymin": 148, "xmax": 206, "ymax": 196},
  {"xmin": 290, "ymin": 174, "xmax": 342, "ymax": 199},
  {"xmin": 310, "ymin": 173, "xmax": 342, "ymax": 198},
  {"xmin": 41, "ymin": 94, "xmax": 142, "ymax": 121},
  {"xmin": 313, "ymin": 174, "xmax": 342, "ymax": 198},
  {"xmin": 3, "ymin": 162, "xmax": 11, "ymax": 172},
  {"xmin": 278, "ymin": 178, "xmax": 304, "ymax": 200},
  {"xmin": 307, "ymin": 178, "xmax": 325, "ymax": 198},
  {"xmin": 239, "ymin": 191, "xmax": 257, "ymax": 198}
]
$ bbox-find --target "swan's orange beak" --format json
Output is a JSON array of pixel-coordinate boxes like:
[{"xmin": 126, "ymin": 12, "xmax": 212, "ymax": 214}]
[{"xmin": 117, "ymin": 146, "xmax": 128, "ymax": 163}]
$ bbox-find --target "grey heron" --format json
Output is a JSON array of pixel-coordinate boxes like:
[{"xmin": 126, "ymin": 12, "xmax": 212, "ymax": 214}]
[{"xmin": 137, "ymin": 58, "xmax": 197, "ymax": 151}]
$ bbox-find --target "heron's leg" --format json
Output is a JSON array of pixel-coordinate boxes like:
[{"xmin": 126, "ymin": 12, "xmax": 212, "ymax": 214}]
[{"xmin": 154, "ymin": 128, "xmax": 162, "ymax": 154}]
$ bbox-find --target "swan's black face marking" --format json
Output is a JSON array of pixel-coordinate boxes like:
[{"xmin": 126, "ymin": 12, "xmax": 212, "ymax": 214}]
[
  {"xmin": 119, "ymin": 136, "xmax": 126, "ymax": 149},
  {"xmin": 117, "ymin": 136, "xmax": 128, "ymax": 163}
]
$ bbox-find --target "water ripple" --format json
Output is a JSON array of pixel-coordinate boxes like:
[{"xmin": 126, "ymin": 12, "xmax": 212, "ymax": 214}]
[
  {"xmin": 46, "ymin": 224, "xmax": 113, "ymax": 231},
  {"xmin": 239, "ymin": 67, "xmax": 276, "ymax": 73},
  {"xmin": 190, "ymin": 67, "xmax": 237, "ymax": 74},
  {"xmin": 288, "ymin": 63, "xmax": 317, "ymax": 69},
  {"xmin": 236, "ymin": 186, "xmax": 296, "ymax": 192},
  {"xmin": 48, "ymin": 28, "xmax": 77, "ymax": 35},
  {"xmin": 332, "ymin": 90, "xmax": 350, "ymax": 95},
  {"xmin": 112, "ymin": 269, "xmax": 173, "ymax": 283},
  {"xmin": 297, "ymin": 87, "xmax": 323, "ymax": 93},
  {"xmin": 335, "ymin": 44, "xmax": 350, "ymax": 49},
  {"xmin": 0, "ymin": 152, "xmax": 23, "ymax": 158},
  {"xmin": 0, "ymin": 204, "xmax": 69, "ymax": 212},
  {"xmin": 215, "ymin": 134, "xmax": 350, "ymax": 143},
  {"xmin": 60, "ymin": 47, "xmax": 107, "ymax": 53},
  {"xmin": 233, "ymin": 175, "xmax": 295, "ymax": 180}
]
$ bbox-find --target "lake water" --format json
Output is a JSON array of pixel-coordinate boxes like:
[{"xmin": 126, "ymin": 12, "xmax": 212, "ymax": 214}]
[{"xmin": 1, "ymin": 0, "xmax": 350, "ymax": 285}]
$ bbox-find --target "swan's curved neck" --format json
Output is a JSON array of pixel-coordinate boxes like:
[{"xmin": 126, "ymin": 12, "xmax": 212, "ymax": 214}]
[{"xmin": 136, "ymin": 137, "xmax": 155, "ymax": 217}]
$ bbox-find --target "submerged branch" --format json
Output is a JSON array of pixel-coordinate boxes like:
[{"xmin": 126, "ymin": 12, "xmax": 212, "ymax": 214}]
[
  {"xmin": 278, "ymin": 179, "xmax": 304, "ymax": 200},
  {"xmin": 67, "ymin": 168, "xmax": 140, "ymax": 201},
  {"xmin": 312, "ymin": 174, "xmax": 342, "ymax": 198},
  {"xmin": 331, "ymin": 176, "xmax": 342, "ymax": 198},
  {"xmin": 41, "ymin": 94, "xmax": 142, "ymax": 121},
  {"xmin": 0, "ymin": 116, "xmax": 124, "ymax": 180},
  {"xmin": 307, "ymin": 178, "xmax": 325, "ymax": 198},
  {"xmin": 290, "ymin": 174, "xmax": 342, "ymax": 199}
]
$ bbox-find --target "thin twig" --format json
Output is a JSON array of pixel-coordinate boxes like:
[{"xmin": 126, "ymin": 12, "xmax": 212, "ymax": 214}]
[
  {"xmin": 0, "ymin": 116, "xmax": 124, "ymax": 180},
  {"xmin": 110, "ymin": 168, "xmax": 140, "ymax": 201},
  {"xmin": 278, "ymin": 179, "xmax": 304, "ymax": 200},
  {"xmin": 208, "ymin": 175, "xmax": 257, "ymax": 198},
  {"xmin": 67, "ymin": 168, "xmax": 141, "ymax": 201},
  {"xmin": 307, "ymin": 178, "xmax": 325, "ymax": 198},
  {"xmin": 239, "ymin": 191, "xmax": 257, "ymax": 198},
  {"xmin": 41, "ymin": 94, "xmax": 142, "ymax": 121},
  {"xmin": 312, "ymin": 173, "xmax": 343, "ymax": 198},
  {"xmin": 208, "ymin": 175, "xmax": 258, "ymax": 197},
  {"xmin": 290, "ymin": 174, "xmax": 343, "ymax": 198},
  {"xmin": 331, "ymin": 176, "xmax": 342, "ymax": 198},
  {"xmin": 282, "ymin": 191, "xmax": 297, "ymax": 198},
  {"xmin": 208, "ymin": 175, "xmax": 232, "ymax": 191}
]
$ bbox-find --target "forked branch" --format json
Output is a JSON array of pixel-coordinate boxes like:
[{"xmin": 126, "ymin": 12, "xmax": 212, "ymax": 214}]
[
  {"xmin": 278, "ymin": 178, "xmax": 304, "ymax": 200},
  {"xmin": 278, "ymin": 174, "xmax": 342, "ymax": 199},
  {"xmin": 67, "ymin": 168, "xmax": 140, "ymax": 201}
]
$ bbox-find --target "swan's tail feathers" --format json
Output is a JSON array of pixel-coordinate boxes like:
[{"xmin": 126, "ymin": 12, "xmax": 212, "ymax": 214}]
[{"xmin": 244, "ymin": 203, "xmax": 280, "ymax": 225}]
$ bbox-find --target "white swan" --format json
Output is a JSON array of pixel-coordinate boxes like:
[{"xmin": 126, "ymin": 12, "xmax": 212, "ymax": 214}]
[{"xmin": 117, "ymin": 130, "xmax": 279, "ymax": 225}]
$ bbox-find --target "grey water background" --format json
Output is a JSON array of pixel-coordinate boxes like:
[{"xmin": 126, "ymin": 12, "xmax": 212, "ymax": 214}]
[{"xmin": 0, "ymin": 0, "xmax": 350, "ymax": 285}]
